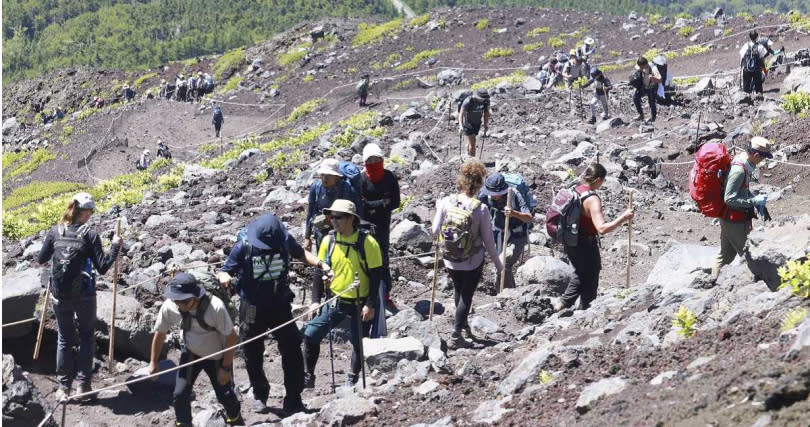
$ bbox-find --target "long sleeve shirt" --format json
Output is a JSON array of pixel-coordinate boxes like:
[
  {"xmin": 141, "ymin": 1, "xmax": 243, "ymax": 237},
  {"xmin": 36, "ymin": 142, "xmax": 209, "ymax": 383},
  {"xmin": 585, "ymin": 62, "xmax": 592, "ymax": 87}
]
[
  {"xmin": 431, "ymin": 194, "xmax": 504, "ymax": 272},
  {"xmin": 724, "ymin": 154, "xmax": 756, "ymax": 210}
]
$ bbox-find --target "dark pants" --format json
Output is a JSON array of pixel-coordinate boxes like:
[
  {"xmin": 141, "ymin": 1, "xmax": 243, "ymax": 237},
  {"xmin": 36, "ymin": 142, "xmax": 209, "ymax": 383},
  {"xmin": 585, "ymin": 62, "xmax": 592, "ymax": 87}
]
[
  {"xmin": 173, "ymin": 350, "xmax": 241, "ymax": 425},
  {"xmin": 447, "ymin": 261, "xmax": 484, "ymax": 332},
  {"xmin": 239, "ymin": 302, "xmax": 304, "ymax": 403},
  {"xmin": 303, "ymin": 299, "xmax": 371, "ymax": 377},
  {"xmin": 53, "ymin": 297, "xmax": 96, "ymax": 390},
  {"xmin": 561, "ymin": 239, "xmax": 601, "ymax": 310},
  {"xmin": 374, "ymin": 225, "xmax": 392, "ymax": 293},
  {"xmin": 358, "ymin": 90, "xmax": 368, "ymax": 106},
  {"xmin": 633, "ymin": 87, "xmax": 657, "ymax": 120},
  {"xmin": 742, "ymin": 69, "xmax": 763, "ymax": 94},
  {"xmin": 214, "ymin": 122, "xmax": 222, "ymax": 137}
]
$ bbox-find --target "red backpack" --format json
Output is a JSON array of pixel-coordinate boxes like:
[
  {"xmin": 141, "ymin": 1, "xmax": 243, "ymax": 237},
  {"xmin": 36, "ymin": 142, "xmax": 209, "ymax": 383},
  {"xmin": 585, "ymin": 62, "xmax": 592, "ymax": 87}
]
[{"xmin": 689, "ymin": 142, "xmax": 731, "ymax": 218}]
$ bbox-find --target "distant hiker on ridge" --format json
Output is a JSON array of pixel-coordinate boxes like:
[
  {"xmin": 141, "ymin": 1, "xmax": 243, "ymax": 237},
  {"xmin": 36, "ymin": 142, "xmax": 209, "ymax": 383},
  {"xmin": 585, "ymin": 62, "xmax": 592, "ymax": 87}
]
[
  {"xmin": 357, "ymin": 74, "xmax": 371, "ymax": 107},
  {"xmin": 212, "ymin": 105, "xmax": 224, "ymax": 138},
  {"xmin": 740, "ymin": 30, "xmax": 768, "ymax": 97}
]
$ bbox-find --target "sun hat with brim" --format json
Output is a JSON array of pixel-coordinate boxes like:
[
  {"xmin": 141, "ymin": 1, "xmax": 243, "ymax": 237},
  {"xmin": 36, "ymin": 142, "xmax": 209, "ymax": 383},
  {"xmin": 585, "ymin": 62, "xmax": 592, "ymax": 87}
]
[
  {"xmin": 362, "ymin": 143, "xmax": 384, "ymax": 162},
  {"xmin": 584, "ymin": 37, "xmax": 595, "ymax": 45},
  {"xmin": 163, "ymin": 273, "xmax": 205, "ymax": 301},
  {"xmin": 750, "ymin": 136, "xmax": 774, "ymax": 159},
  {"xmin": 246, "ymin": 213, "xmax": 286, "ymax": 251},
  {"xmin": 480, "ymin": 173, "xmax": 509, "ymax": 197},
  {"xmin": 474, "ymin": 88, "xmax": 490, "ymax": 100},
  {"xmin": 323, "ymin": 199, "xmax": 360, "ymax": 221},
  {"xmin": 317, "ymin": 158, "xmax": 343, "ymax": 177},
  {"xmin": 73, "ymin": 192, "xmax": 96, "ymax": 210}
]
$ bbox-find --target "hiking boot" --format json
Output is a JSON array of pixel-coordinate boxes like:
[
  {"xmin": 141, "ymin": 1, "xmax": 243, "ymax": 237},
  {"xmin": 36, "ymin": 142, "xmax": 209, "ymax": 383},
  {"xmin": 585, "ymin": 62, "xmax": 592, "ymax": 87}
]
[
  {"xmin": 447, "ymin": 332, "xmax": 473, "ymax": 350},
  {"xmin": 384, "ymin": 295, "xmax": 398, "ymax": 313},
  {"xmin": 601, "ymin": 114, "xmax": 610, "ymax": 120},
  {"xmin": 345, "ymin": 373, "xmax": 358, "ymax": 388},
  {"xmin": 54, "ymin": 387, "xmax": 69, "ymax": 402},
  {"xmin": 551, "ymin": 298, "xmax": 569, "ymax": 313},
  {"xmin": 587, "ymin": 116, "xmax": 596, "ymax": 124},
  {"xmin": 303, "ymin": 372, "xmax": 316, "ymax": 389},
  {"xmin": 461, "ymin": 326, "xmax": 476, "ymax": 341},
  {"xmin": 246, "ymin": 397, "xmax": 269, "ymax": 414},
  {"xmin": 282, "ymin": 395, "xmax": 307, "ymax": 415},
  {"xmin": 224, "ymin": 413, "xmax": 245, "ymax": 426},
  {"xmin": 75, "ymin": 383, "xmax": 96, "ymax": 402},
  {"xmin": 632, "ymin": 114, "xmax": 644, "ymax": 122}
]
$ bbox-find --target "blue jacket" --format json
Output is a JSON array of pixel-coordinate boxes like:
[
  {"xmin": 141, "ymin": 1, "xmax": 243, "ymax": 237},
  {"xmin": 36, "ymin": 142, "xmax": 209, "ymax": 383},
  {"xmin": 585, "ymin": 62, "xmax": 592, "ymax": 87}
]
[{"xmin": 305, "ymin": 179, "xmax": 364, "ymax": 239}]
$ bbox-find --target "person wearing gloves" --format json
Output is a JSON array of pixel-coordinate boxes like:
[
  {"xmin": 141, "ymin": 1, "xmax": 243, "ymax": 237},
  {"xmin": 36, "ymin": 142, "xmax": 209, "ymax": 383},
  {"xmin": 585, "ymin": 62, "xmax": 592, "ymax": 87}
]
[
  {"xmin": 217, "ymin": 214, "xmax": 326, "ymax": 415},
  {"xmin": 711, "ymin": 137, "xmax": 773, "ymax": 281},
  {"xmin": 432, "ymin": 159, "xmax": 504, "ymax": 349},
  {"xmin": 359, "ymin": 143, "xmax": 400, "ymax": 310},
  {"xmin": 302, "ymin": 200, "xmax": 383, "ymax": 388}
]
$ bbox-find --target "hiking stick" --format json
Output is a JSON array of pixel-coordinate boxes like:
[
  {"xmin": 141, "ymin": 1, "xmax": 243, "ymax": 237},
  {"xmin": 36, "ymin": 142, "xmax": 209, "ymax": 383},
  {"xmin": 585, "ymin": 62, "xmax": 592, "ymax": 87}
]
[
  {"xmin": 33, "ymin": 287, "xmax": 51, "ymax": 360},
  {"xmin": 626, "ymin": 192, "xmax": 633, "ymax": 288},
  {"xmin": 326, "ymin": 300, "xmax": 336, "ymax": 393},
  {"xmin": 458, "ymin": 133, "xmax": 462, "ymax": 159},
  {"xmin": 429, "ymin": 238, "xmax": 440, "ymax": 320},
  {"xmin": 108, "ymin": 219, "xmax": 121, "ymax": 371},
  {"xmin": 355, "ymin": 281, "xmax": 366, "ymax": 389},
  {"xmin": 478, "ymin": 133, "xmax": 486, "ymax": 160},
  {"xmin": 499, "ymin": 189, "xmax": 513, "ymax": 294},
  {"xmin": 694, "ymin": 111, "xmax": 702, "ymax": 152}
]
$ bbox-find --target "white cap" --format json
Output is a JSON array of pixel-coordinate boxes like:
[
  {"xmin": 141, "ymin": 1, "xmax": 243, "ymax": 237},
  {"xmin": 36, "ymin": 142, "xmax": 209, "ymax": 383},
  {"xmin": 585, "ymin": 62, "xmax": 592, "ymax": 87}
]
[
  {"xmin": 653, "ymin": 55, "xmax": 667, "ymax": 66},
  {"xmin": 73, "ymin": 192, "xmax": 96, "ymax": 210},
  {"xmin": 584, "ymin": 37, "xmax": 595, "ymax": 45},
  {"xmin": 362, "ymin": 143, "xmax": 384, "ymax": 162},
  {"xmin": 144, "ymin": 149, "xmax": 151, "ymax": 155},
  {"xmin": 317, "ymin": 158, "xmax": 342, "ymax": 177}
]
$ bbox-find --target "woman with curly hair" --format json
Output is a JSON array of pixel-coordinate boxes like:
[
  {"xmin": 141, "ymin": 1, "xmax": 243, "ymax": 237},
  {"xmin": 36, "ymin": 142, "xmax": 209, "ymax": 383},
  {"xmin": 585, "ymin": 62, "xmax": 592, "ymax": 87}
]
[{"xmin": 432, "ymin": 159, "xmax": 503, "ymax": 349}]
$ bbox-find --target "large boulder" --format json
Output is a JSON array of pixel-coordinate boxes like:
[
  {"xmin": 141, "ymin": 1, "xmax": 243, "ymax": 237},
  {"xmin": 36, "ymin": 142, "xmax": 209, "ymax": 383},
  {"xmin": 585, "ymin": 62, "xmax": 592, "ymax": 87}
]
[
  {"xmin": 755, "ymin": 102, "xmax": 784, "ymax": 120},
  {"xmin": 497, "ymin": 348, "xmax": 553, "ymax": 395},
  {"xmin": 126, "ymin": 359, "xmax": 176, "ymax": 397},
  {"xmin": 515, "ymin": 256, "xmax": 577, "ymax": 295},
  {"xmin": 96, "ymin": 291, "xmax": 160, "ymax": 360},
  {"xmin": 387, "ymin": 308, "xmax": 444, "ymax": 350},
  {"xmin": 686, "ymin": 77, "xmax": 714, "ymax": 96},
  {"xmin": 2, "ymin": 117, "xmax": 19, "ymax": 135},
  {"xmin": 782, "ymin": 68, "xmax": 810, "ymax": 93},
  {"xmin": 144, "ymin": 214, "xmax": 181, "ymax": 228},
  {"xmin": 2, "ymin": 269, "xmax": 42, "ymax": 338},
  {"xmin": 262, "ymin": 188, "xmax": 300, "ymax": 207},
  {"xmin": 437, "ymin": 69, "xmax": 463, "ymax": 86},
  {"xmin": 550, "ymin": 129, "xmax": 590, "ymax": 145},
  {"xmin": 363, "ymin": 336, "xmax": 425, "ymax": 371},
  {"xmin": 318, "ymin": 394, "xmax": 378, "ymax": 425},
  {"xmin": 3, "ymin": 354, "xmax": 57, "ymax": 427},
  {"xmin": 390, "ymin": 219, "xmax": 433, "ymax": 251},
  {"xmin": 522, "ymin": 77, "xmax": 545, "ymax": 93},
  {"xmin": 575, "ymin": 377, "xmax": 627, "ymax": 414},
  {"xmin": 744, "ymin": 216, "xmax": 810, "ymax": 290},
  {"xmin": 543, "ymin": 141, "xmax": 597, "ymax": 169},
  {"xmin": 646, "ymin": 242, "xmax": 718, "ymax": 295}
]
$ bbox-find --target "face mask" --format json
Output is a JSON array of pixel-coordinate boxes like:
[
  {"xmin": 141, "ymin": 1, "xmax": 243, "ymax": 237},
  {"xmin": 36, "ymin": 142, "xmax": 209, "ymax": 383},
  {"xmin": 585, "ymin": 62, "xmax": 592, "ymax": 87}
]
[{"xmin": 365, "ymin": 160, "xmax": 385, "ymax": 183}]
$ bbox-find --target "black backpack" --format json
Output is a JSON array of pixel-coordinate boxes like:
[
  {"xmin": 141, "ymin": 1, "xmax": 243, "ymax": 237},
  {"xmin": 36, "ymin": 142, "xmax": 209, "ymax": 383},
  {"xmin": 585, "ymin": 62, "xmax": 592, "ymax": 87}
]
[
  {"xmin": 744, "ymin": 44, "xmax": 761, "ymax": 72},
  {"xmin": 50, "ymin": 224, "xmax": 91, "ymax": 300},
  {"xmin": 455, "ymin": 90, "xmax": 473, "ymax": 113}
]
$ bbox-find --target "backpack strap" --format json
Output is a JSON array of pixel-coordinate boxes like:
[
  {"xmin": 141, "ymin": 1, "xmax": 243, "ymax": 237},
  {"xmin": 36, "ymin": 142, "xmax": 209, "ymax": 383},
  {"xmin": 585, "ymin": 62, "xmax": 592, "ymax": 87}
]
[
  {"xmin": 326, "ymin": 230, "xmax": 370, "ymax": 278},
  {"xmin": 181, "ymin": 294, "xmax": 216, "ymax": 332}
]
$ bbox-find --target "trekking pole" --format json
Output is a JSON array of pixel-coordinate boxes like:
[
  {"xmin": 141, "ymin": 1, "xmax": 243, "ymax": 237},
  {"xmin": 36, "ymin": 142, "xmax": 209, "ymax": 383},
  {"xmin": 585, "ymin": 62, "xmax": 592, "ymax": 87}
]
[
  {"xmin": 429, "ymin": 238, "xmax": 440, "ymax": 320},
  {"xmin": 108, "ymin": 219, "xmax": 121, "ymax": 371},
  {"xmin": 458, "ymin": 132, "xmax": 462, "ymax": 159},
  {"xmin": 33, "ymin": 287, "xmax": 51, "ymax": 360},
  {"xmin": 499, "ymin": 189, "xmax": 513, "ymax": 294},
  {"xmin": 478, "ymin": 133, "xmax": 486, "ymax": 160},
  {"xmin": 354, "ymin": 274, "xmax": 366, "ymax": 389},
  {"xmin": 694, "ymin": 111, "xmax": 702, "ymax": 152},
  {"xmin": 326, "ymin": 299, "xmax": 336, "ymax": 393},
  {"xmin": 625, "ymin": 191, "xmax": 633, "ymax": 288}
]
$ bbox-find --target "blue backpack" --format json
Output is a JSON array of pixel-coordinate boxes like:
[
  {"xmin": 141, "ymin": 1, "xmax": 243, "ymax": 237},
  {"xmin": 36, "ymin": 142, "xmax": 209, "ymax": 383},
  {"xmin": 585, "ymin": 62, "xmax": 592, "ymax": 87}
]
[
  {"xmin": 502, "ymin": 173, "xmax": 537, "ymax": 211},
  {"xmin": 338, "ymin": 160, "xmax": 363, "ymax": 192},
  {"xmin": 212, "ymin": 107, "xmax": 223, "ymax": 124}
]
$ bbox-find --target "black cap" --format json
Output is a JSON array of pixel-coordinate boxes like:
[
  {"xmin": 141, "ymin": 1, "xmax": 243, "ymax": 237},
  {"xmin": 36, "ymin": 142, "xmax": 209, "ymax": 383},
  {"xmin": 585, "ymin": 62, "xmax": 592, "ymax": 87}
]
[
  {"xmin": 480, "ymin": 173, "xmax": 509, "ymax": 197},
  {"xmin": 246, "ymin": 213, "xmax": 287, "ymax": 251},
  {"xmin": 163, "ymin": 273, "xmax": 204, "ymax": 301}
]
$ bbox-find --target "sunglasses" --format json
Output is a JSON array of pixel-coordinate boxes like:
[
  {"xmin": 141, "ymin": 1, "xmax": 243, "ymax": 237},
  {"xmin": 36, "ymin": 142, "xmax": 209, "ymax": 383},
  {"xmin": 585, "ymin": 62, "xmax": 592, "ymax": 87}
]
[
  {"xmin": 330, "ymin": 214, "xmax": 347, "ymax": 220},
  {"xmin": 173, "ymin": 298, "xmax": 193, "ymax": 307}
]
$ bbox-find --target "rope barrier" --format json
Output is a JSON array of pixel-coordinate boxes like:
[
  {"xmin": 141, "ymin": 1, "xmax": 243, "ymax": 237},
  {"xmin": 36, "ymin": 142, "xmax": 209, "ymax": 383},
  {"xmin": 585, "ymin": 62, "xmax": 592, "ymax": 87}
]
[
  {"xmin": 1, "ymin": 317, "xmax": 38, "ymax": 328},
  {"xmin": 36, "ymin": 282, "xmax": 360, "ymax": 426},
  {"xmin": 200, "ymin": 96, "xmax": 285, "ymax": 108}
]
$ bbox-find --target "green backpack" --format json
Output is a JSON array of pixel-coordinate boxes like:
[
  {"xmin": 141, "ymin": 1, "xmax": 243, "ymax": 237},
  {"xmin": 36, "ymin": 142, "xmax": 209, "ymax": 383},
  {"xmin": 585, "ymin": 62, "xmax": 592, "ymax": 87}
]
[
  {"xmin": 180, "ymin": 269, "xmax": 237, "ymax": 332},
  {"xmin": 439, "ymin": 195, "xmax": 481, "ymax": 262}
]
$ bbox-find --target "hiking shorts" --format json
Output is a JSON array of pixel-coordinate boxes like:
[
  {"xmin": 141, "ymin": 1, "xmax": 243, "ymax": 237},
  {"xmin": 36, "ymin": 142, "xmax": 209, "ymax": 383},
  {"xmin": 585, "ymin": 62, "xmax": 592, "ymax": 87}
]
[{"xmin": 463, "ymin": 122, "xmax": 481, "ymax": 136}]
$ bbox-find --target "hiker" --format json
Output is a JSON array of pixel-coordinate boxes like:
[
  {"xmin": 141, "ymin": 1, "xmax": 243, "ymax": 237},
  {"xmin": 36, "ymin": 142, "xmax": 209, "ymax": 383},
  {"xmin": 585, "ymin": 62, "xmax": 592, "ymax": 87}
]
[
  {"xmin": 188, "ymin": 73, "xmax": 199, "ymax": 102},
  {"xmin": 562, "ymin": 53, "xmax": 586, "ymax": 90},
  {"xmin": 149, "ymin": 273, "xmax": 243, "ymax": 426},
  {"xmin": 582, "ymin": 67, "xmax": 612, "ymax": 124},
  {"xmin": 757, "ymin": 37, "xmax": 784, "ymax": 80},
  {"xmin": 577, "ymin": 37, "xmax": 596, "ymax": 62},
  {"xmin": 552, "ymin": 163, "xmax": 634, "ymax": 312},
  {"xmin": 651, "ymin": 55, "xmax": 676, "ymax": 106},
  {"xmin": 165, "ymin": 79, "xmax": 176, "ymax": 100},
  {"xmin": 305, "ymin": 159, "xmax": 364, "ymax": 307},
  {"xmin": 122, "ymin": 84, "xmax": 135, "ymax": 103},
  {"xmin": 359, "ymin": 143, "xmax": 401, "ymax": 310},
  {"xmin": 432, "ymin": 159, "xmax": 504, "ymax": 349},
  {"xmin": 55, "ymin": 107, "xmax": 65, "ymax": 120},
  {"xmin": 94, "ymin": 96, "xmax": 105, "ymax": 108},
  {"xmin": 357, "ymin": 74, "xmax": 371, "ymax": 107},
  {"xmin": 217, "ymin": 214, "xmax": 325, "ymax": 414},
  {"xmin": 204, "ymin": 73, "xmax": 215, "ymax": 94},
  {"xmin": 478, "ymin": 173, "xmax": 532, "ymax": 290},
  {"xmin": 711, "ymin": 137, "xmax": 772, "ymax": 280},
  {"xmin": 458, "ymin": 88, "xmax": 491, "ymax": 157},
  {"xmin": 37, "ymin": 192, "xmax": 122, "ymax": 401},
  {"xmin": 212, "ymin": 106, "xmax": 224, "ymax": 138},
  {"xmin": 303, "ymin": 199, "xmax": 383, "ymax": 387},
  {"xmin": 156, "ymin": 140, "xmax": 172, "ymax": 159},
  {"xmin": 136, "ymin": 149, "xmax": 151, "ymax": 170},
  {"xmin": 176, "ymin": 74, "xmax": 187, "ymax": 102},
  {"xmin": 629, "ymin": 56, "xmax": 661, "ymax": 123},
  {"xmin": 538, "ymin": 57, "xmax": 560, "ymax": 89},
  {"xmin": 144, "ymin": 90, "xmax": 154, "ymax": 100},
  {"xmin": 740, "ymin": 30, "xmax": 767, "ymax": 96},
  {"xmin": 159, "ymin": 79, "xmax": 168, "ymax": 98}
]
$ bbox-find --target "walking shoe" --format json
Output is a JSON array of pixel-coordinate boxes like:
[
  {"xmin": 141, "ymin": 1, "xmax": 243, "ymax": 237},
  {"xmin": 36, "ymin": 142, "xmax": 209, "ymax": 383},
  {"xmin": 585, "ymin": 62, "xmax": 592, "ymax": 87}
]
[
  {"xmin": 587, "ymin": 116, "xmax": 596, "ymax": 124},
  {"xmin": 602, "ymin": 114, "xmax": 610, "ymax": 120},
  {"xmin": 345, "ymin": 373, "xmax": 358, "ymax": 388},
  {"xmin": 632, "ymin": 114, "xmax": 644, "ymax": 122},
  {"xmin": 282, "ymin": 395, "xmax": 307, "ymax": 415},
  {"xmin": 447, "ymin": 332, "xmax": 473, "ymax": 350},
  {"xmin": 247, "ymin": 397, "xmax": 269, "ymax": 414},
  {"xmin": 461, "ymin": 326, "xmax": 477, "ymax": 341},
  {"xmin": 75, "ymin": 383, "xmax": 96, "ymax": 402},
  {"xmin": 551, "ymin": 298, "xmax": 568, "ymax": 313},
  {"xmin": 224, "ymin": 413, "xmax": 245, "ymax": 426},
  {"xmin": 303, "ymin": 372, "xmax": 316, "ymax": 389}
]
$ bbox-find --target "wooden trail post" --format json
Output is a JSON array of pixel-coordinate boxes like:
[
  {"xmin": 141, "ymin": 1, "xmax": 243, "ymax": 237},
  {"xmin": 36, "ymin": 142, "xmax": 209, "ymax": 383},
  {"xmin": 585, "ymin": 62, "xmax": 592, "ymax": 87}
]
[
  {"xmin": 626, "ymin": 192, "xmax": 634, "ymax": 288},
  {"xmin": 108, "ymin": 219, "xmax": 121, "ymax": 371},
  {"xmin": 33, "ymin": 287, "xmax": 51, "ymax": 360},
  {"xmin": 429, "ymin": 238, "xmax": 440, "ymax": 320},
  {"xmin": 499, "ymin": 189, "xmax": 513, "ymax": 294}
]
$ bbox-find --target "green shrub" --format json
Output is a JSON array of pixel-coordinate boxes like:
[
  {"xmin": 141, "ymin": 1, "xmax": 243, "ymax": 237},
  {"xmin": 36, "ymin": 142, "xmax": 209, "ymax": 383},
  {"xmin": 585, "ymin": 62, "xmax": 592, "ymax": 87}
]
[
  {"xmin": 475, "ymin": 19, "xmax": 489, "ymax": 30},
  {"xmin": 217, "ymin": 76, "xmax": 244, "ymax": 94},
  {"xmin": 648, "ymin": 13, "xmax": 662, "ymax": 25},
  {"xmin": 738, "ymin": 12, "xmax": 754, "ymax": 23},
  {"xmin": 391, "ymin": 79, "xmax": 417, "ymax": 91},
  {"xmin": 675, "ymin": 12, "xmax": 692, "ymax": 20},
  {"xmin": 600, "ymin": 60, "xmax": 634, "ymax": 72},
  {"xmin": 788, "ymin": 12, "xmax": 810, "ymax": 31},
  {"xmin": 212, "ymin": 47, "xmax": 245, "ymax": 80},
  {"xmin": 266, "ymin": 150, "xmax": 304, "ymax": 171},
  {"xmin": 409, "ymin": 14, "xmax": 430, "ymax": 28},
  {"xmin": 259, "ymin": 124, "xmax": 330, "ymax": 153},
  {"xmin": 673, "ymin": 76, "xmax": 700, "ymax": 85},
  {"xmin": 672, "ymin": 305, "xmax": 698, "ymax": 338},
  {"xmin": 6, "ymin": 148, "xmax": 57, "ymax": 179},
  {"xmin": 781, "ymin": 307, "xmax": 808, "ymax": 332},
  {"xmin": 454, "ymin": 42, "xmax": 465, "ymax": 48},
  {"xmin": 199, "ymin": 142, "xmax": 219, "ymax": 154},
  {"xmin": 3, "ymin": 181, "xmax": 86, "ymax": 209},
  {"xmin": 782, "ymin": 91, "xmax": 810, "ymax": 115},
  {"xmin": 538, "ymin": 370, "xmax": 553, "ymax": 384},
  {"xmin": 278, "ymin": 48, "xmax": 307, "ymax": 66},
  {"xmin": 328, "ymin": 111, "xmax": 384, "ymax": 155},
  {"xmin": 471, "ymin": 71, "xmax": 526, "ymax": 90},
  {"xmin": 778, "ymin": 259, "xmax": 810, "ymax": 298},
  {"xmin": 302, "ymin": 75, "xmax": 314, "ymax": 82},
  {"xmin": 682, "ymin": 45, "xmax": 710, "ymax": 56},
  {"xmin": 76, "ymin": 108, "xmax": 98, "ymax": 121},
  {"xmin": 705, "ymin": 17, "xmax": 717, "ymax": 26},
  {"xmin": 133, "ymin": 72, "xmax": 157, "ymax": 87},
  {"xmin": 276, "ymin": 98, "xmax": 324, "ymax": 128},
  {"xmin": 353, "ymin": 19, "xmax": 403, "ymax": 47},
  {"xmin": 723, "ymin": 28, "xmax": 733, "ymax": 36},
  {"xmin": 395, "ymin": 49, "xmax": 447, "ymax": 71},
  {"xmin": 254, "ymin": 170, "xmax": 268, "ymax": 183},
  {"xmin": 3, "ymin": 150, "xmax": 28, "ymax": 171},
  {"xmin": 526, "ymin": 26, "xmax": 550, "ymax": 37},
  {"xmin": 571, "ymin": 76, "xmax": 589, "ymax": 90},
  {"xmin": 547, "ymin": 36, "xmax": 565, "ymax": 48},
  {"xmin": 483, "ymin": 47, "xmax": 514, "ymax": 60},
  {"xmin": 394, "ymin": 194, "xmax": 413, "ymax": 213},
  {"xmin": 201, "ymin": 136, "xmax": 260, "ymax": 170},
  {"xmin": 522, "ymin": 41, "xmax": 544, "ymax": 52},
  {"xmin": 678, "ymin": 26, "xmax": 695, "ymax": 37}
]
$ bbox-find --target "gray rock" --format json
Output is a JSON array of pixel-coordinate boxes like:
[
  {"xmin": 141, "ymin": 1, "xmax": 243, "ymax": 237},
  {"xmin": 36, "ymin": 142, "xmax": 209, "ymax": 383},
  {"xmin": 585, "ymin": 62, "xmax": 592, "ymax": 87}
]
[
  {"xmin": 181, "ymin": 164, "xmax": 218, "ymax": 185},
  {"xmin": 437, "ymin": 69, "xmax": 464, "ymax": 86},
  {"xmin": 755, "ymin": 102, "xmax": 784, "ymax": 120},
  {"xmin": 550, "ymin": 129, "xmax": 590, "ymax": 145},
  {"xmin": 786, "ymin": 318, "xmax": 810, "ymax": 359},
  {"xmin": 469, "ymin": 316, "xmax": 501, "ymax": 334},
  {"xmin": 281, "ymin": 411, "xmax": 318, "ymax": 426},
  {"xmin": 576, "ymin": 377, "xmax": 627, "ymax": 414},
  {"xmin": 744, "ymin": 217, "xmax": 810, "ymax": 290},
  {"xmin": 497, "ymin": 348, "xmax": 553, "ymax": 394},
  {"xmin": 390, "ymin": 141, "xmax": 418, "ymax": 163},
  {"xmin": 731, "ymin": 90, "xmax": 752, "ymax": 105},
  {"xmin": 2, "ymin": 354, "xmax": 56, "ymax": 427},
  {"xmin": 646, "ymin": 242, "xmax": 718, "ymax": 295},
  {"xmin": 522, "ymin": 77, "xmax": 544, "ymax": 93},
  {"xmin": 262, "ymin": 188, "xmax": 300, "ymax": 207},
  {"xmin": 782, "ymin": 67, "xmax": 810, "ymax": 93},
  {"xmin": 686, "ymin": 77, "xmax": 714, "ymax": 96},
  {"xmin": 387, "ymin": 309, "xmax": 444, "ymax": 350},
  {"xmin": 3, "ymin": 117, "xmax": 19, "ymax": 135},
  {"xmin": 393, "ymin": 359, "xmax": 431, "ymax": 385},
  {"xmin": 470, "ymin": 396, "xmax": 513, "ymax": 423},
  {"xmin": 193, "ymin": 407, "xmax": 226, "ymax": 427},
  {"xmin": 1, "ymin": 269, "xmax": 42, "ymax": 338},
  {"xmin": 413, "ymin": 379, "xmax": 440, "ymax": 395},
  {"xmin": 363, "ymin": 337, "xmax": 425, "ymax": 371},
  {"xmin": 596, "ymin": 117, "xmax": 625, "ymax": 133},
  {"xmin": 649, "ymin": 370, "xmax": 678, "ymax": 385},
  {"xmin": 410, "ymin": 415, "xmax": 453, "ymax": 427},
  {"xmin": 515, "ymin": 256, "xmax": 577, "ymax": 295},
  {"xmin": 96, "ymin": 291, "xmax": 158, "ymax": 360},
  {"xmin": 21, "ymin": 242, "xmax": 43, "ymax": 259},
  {"xmin": 126, "ymin": 359, "xmax": 176, "ymax": 397},
  {"xmin": 144, "ymin": 214, "xmax": 181, "ymax": 228},
  {"xmin": 390, "ymin": 219, "xmax": 433, "ymax": 251},
  {"xmin": 318, "ymin": 394, "xmax": 378, "ymax": 425},
  {"xmin": 399, "ymin": 108, "xmax": 422, "ymax": 121},
  {"xmin": 169, "ymin": 242, "xmax": 193, "ymax": 258},
  {"xmin": 237, "ymin": 148, "xmax": 260, "ymax": 164},
  {"xmin": 545, "ymin": 141, "xmax": 597, "ymax": 168},
  {"xmin": 510, "ymin": 286, "xmax": 554, "ymax": 324}
]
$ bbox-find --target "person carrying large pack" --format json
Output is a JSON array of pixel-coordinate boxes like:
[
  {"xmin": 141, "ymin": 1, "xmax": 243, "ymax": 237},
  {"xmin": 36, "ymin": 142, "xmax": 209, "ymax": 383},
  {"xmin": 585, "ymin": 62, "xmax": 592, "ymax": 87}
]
[
  {"xmin": 458, "ymin": 88, "xmax": 491, "ymax": 158},
  {"xmin": 212, "ymin": 106, "xmax": 224, "ymax": 138},
  {"xmin": 217, "ymin": 213, "xmax": 326, "ymax": 414},
  {"xmin": 739, "ymin": 30, "xmax": 767, "ymax": 96},
  {"xmin": 547, "ymin": 164, "xmax": 633, "ymax": 312},
  {"xmin": 149, "ymin": 273, "xmax": 244, "ymax": 426},
  {"xmin": 356, "ymin": 74, "xmax": 371, "ymax": 107},
  {"xmin": 478, "ymin": 173, "xmax": 533, "ymax": 290}
]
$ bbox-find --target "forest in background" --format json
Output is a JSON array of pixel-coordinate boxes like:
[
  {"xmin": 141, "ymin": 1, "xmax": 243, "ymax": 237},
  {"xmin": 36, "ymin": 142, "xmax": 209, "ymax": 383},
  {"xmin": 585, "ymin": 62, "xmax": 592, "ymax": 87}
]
[{"xmin": 3, "ymin": 0, "xmax": 808, "ymax": 85}]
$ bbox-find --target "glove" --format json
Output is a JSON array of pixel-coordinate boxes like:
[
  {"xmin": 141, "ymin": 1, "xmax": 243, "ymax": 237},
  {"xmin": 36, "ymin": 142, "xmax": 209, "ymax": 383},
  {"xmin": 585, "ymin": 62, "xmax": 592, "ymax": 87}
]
[{"xmin": 752, "ymin": 194, "xmax": 767, "ymax": 217}]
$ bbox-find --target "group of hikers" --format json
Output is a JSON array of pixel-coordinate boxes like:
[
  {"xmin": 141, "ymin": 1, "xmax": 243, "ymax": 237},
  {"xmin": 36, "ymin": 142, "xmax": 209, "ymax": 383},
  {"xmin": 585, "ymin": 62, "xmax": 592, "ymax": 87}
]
[
  {"xmin": 159, "ymin": 71, "xmax": 216, "ymax": 103},
  {"xmin": 135, "ymin": 139, "xmax": 172, "ymax": 170}
]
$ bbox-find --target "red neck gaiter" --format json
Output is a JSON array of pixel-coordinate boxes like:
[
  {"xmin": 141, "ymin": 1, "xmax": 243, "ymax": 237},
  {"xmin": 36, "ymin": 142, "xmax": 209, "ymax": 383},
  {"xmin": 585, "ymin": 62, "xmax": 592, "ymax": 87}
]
[{"xmin": 365, "ymin": 161, "xmax": 385, "ymax": 183}]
